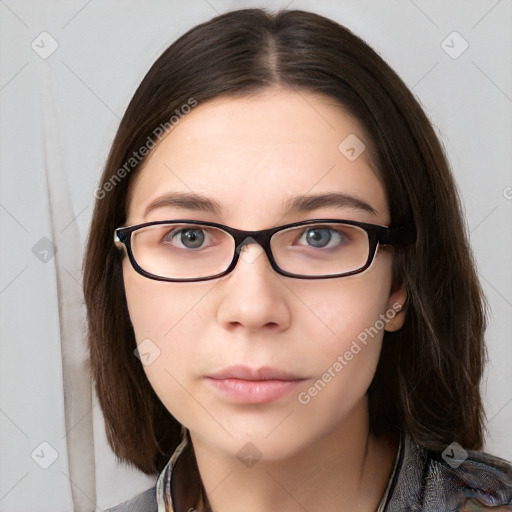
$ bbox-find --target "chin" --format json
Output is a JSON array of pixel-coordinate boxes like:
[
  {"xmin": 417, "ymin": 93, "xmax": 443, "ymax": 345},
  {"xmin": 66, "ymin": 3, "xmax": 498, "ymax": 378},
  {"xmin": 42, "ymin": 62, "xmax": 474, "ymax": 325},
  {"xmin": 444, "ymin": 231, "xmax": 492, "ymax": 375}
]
[{"xmin": 190, "ymin": 415, "xmax": 335, "ymax": 465}]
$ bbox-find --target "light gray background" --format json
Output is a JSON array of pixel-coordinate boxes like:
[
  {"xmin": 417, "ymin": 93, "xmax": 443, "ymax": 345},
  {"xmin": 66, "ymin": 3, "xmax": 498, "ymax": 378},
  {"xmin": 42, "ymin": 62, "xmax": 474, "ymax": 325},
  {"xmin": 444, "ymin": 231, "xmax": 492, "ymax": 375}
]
[{"xmin": 1, "ymin": 1, "xmax": 511, "ymax": 510}]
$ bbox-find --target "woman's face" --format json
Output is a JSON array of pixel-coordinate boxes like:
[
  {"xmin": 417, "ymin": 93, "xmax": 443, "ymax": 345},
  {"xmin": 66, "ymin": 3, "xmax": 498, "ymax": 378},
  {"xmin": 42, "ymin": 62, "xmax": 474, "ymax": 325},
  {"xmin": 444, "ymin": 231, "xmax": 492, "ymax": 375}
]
[{"xmin": 122, "ymin": 88, "xmax": 406, "ymax": 460}]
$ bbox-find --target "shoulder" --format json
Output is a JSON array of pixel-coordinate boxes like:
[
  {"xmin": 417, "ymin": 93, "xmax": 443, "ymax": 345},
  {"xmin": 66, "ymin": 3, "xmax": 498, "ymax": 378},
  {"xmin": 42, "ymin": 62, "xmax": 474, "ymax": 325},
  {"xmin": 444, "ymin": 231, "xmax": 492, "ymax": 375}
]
[
  {"xmin": 386, "ymin": 433, "xmax": 512, "ymax": 511},
  {"xmin": 104, "ymin": 485, "xmax": 157, "ymax": 512}
]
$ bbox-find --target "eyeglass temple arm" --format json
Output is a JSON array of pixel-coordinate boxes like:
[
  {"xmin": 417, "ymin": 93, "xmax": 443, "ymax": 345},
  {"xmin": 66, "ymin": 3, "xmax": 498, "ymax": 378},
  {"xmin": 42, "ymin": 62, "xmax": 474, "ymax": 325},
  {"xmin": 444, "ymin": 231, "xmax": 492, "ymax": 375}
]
[{"xmin": 381, "ymin": 224, "xmax": 416, "ymax": 246}]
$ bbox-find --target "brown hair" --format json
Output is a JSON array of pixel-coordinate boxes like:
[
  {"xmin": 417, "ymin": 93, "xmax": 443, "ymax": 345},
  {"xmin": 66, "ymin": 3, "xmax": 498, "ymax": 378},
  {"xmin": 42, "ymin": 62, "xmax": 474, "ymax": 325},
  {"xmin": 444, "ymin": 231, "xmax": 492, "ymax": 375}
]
[{"xmin": 83, "ymin": 8, "xmax": 487, "ymax": 475}]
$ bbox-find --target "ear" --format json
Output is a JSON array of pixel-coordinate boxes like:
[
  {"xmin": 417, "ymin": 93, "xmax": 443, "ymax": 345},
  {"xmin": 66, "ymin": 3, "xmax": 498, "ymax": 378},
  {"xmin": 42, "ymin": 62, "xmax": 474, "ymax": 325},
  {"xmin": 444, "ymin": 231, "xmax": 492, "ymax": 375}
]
[{"xmin": 384, "ymin": 282, "xmax": 407, "ymax": 332}]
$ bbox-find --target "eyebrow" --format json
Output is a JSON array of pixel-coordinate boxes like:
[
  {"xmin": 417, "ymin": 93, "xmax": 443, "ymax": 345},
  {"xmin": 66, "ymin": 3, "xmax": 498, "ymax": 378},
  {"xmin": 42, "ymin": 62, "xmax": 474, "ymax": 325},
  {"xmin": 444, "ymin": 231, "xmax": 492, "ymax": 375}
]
[
  {"xmin": 144, "ymin": 190, "xmax": 377, "ymax": 218},
  {"xmin": 283, "ymin": 192, "xmax": 377, "ymax": 216}
]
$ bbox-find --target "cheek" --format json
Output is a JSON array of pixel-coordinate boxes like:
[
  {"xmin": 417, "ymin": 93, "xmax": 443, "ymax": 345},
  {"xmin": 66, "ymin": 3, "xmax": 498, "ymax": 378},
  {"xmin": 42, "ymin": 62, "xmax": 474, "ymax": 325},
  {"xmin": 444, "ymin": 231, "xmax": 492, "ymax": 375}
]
[
  {"xmin": 292, "ymin": 260, "xmax": 394, "ymax": 426},
  {"xmin": 297, "ymin": 299, "xmax": 384, "ymax": 401},
  {"xmin": 122, "ymin": 259, "xmax": 213, "ymax": 422},
  {"xmin": 122, "ymin": 258, "xmax": 209, "ymax": 341},
  {"xmin": 301, "ymin": 255, "xmax": 393, "ymax": 359}
]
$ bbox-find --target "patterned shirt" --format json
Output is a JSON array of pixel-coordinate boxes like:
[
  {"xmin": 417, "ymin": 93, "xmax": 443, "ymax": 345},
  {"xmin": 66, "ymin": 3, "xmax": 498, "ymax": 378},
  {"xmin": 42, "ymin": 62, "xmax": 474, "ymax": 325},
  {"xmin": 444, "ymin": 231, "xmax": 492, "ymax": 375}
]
[{"xmin": 106, "ymin": 430, "xmax": 512, "ymax": 512}]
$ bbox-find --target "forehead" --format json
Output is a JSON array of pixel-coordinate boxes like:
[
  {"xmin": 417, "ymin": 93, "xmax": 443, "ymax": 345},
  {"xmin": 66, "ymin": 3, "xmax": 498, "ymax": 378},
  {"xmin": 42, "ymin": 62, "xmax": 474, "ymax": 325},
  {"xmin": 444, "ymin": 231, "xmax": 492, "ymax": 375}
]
[{"xmin": 126, "ymin": 88, "xmax": 389, "ymax": 226}]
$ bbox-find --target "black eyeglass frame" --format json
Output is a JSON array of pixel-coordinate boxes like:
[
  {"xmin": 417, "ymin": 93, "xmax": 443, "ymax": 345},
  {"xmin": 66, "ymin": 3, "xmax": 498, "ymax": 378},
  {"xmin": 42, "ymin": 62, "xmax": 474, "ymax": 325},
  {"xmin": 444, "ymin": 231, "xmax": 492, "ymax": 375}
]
[{"xmin": 114, "ymin": 218, "xmax": 415, "ymax": 282}]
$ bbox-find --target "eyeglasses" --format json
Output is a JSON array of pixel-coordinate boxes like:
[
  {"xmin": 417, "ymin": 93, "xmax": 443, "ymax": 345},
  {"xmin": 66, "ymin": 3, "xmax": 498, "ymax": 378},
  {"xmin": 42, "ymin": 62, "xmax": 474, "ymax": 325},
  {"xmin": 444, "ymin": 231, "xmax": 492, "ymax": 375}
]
[{"xmin": 114, "ymin": 219, "xmax": 415, "ymax": 282}]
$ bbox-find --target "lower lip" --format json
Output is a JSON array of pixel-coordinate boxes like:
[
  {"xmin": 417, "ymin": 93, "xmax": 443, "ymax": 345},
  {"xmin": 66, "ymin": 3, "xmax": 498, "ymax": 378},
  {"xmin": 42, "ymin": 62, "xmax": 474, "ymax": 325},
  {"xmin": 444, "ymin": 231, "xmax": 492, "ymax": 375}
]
[{"xmin": 205, "ymin": 377, "xmax": 305, "ymax": 404}]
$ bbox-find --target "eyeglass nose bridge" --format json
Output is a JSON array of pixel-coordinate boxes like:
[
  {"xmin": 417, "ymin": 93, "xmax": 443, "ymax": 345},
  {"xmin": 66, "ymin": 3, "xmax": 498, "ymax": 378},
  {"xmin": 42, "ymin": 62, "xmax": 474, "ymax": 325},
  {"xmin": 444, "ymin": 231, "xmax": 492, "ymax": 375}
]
[{"xmin": 227, "ymin": 227, "xmax": 280, "ymax": 271}]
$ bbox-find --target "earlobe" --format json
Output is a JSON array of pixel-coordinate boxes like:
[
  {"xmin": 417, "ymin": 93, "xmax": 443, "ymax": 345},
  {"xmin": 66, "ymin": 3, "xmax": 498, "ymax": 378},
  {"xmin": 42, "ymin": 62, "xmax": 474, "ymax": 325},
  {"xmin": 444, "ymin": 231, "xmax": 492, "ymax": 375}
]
[{"xmin": 384, "ymin": 284, "xmax": 407, "ymax": 332}]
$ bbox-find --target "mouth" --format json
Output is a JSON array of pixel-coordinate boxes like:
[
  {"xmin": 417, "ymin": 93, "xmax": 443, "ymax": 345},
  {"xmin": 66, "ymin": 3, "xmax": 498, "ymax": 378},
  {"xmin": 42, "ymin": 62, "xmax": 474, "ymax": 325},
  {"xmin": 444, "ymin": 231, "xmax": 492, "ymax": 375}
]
[{"xmin": 204, "ymin": 365, "xmax": 307, "ymax": 404}]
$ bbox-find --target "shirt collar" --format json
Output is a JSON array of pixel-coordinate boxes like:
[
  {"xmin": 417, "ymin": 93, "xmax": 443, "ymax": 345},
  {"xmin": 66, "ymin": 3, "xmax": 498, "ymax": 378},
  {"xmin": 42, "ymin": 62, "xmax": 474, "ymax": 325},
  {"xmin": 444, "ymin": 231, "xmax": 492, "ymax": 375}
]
[{"xmin": 156, "ymin": 428, "xmax": 404, "ymax": 512}]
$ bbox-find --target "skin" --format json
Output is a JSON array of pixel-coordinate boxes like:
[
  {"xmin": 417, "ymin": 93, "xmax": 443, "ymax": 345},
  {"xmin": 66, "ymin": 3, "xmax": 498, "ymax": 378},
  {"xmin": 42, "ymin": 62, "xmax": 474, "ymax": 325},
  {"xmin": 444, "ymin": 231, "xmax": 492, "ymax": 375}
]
[{"xmin": 122, "ymin": 87, "xmax": 407, "ymax": 512}]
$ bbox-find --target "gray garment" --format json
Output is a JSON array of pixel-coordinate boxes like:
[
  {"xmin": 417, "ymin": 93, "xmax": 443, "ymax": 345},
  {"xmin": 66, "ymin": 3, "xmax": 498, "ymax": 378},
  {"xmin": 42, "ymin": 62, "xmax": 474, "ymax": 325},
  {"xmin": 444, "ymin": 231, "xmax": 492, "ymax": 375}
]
[
  {"xmin": 385, "ymin": 433, "xmax": 512, "ymax": 511},
  {"xmin": 105, "ymin": 486, "xmax": 157, "ymax": 512},
  {"xmin": 106, "ymin": 432, "xmax": 512, "ymax": 511}
]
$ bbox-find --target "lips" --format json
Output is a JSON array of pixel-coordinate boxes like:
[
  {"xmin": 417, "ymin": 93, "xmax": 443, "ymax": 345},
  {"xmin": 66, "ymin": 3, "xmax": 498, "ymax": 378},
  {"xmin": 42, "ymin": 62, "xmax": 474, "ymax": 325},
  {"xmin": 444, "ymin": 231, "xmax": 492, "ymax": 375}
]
[
  {"xmin": 207, "ymin": 365, "xmax": 303, "ymax": 381},
  {"xmin": 204, "ymin": 365, "xmax": 307, "ymax": 404}
]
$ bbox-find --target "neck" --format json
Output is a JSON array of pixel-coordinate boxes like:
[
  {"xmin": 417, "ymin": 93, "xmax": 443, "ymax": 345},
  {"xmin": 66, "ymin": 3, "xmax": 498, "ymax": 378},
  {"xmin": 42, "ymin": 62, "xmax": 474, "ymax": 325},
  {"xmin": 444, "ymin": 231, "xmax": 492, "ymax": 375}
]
[{"xmin": 188, "ymin": 402, "xmax": 398, "ymax": 512}]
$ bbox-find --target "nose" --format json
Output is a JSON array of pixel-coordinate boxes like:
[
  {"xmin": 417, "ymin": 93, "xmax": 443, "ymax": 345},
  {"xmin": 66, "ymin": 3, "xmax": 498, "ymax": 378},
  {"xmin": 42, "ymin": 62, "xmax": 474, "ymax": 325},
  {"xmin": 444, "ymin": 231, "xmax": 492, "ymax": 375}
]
[{"xmin": 215, "ymin": 241, "xmax": 292, "ymax": 333}]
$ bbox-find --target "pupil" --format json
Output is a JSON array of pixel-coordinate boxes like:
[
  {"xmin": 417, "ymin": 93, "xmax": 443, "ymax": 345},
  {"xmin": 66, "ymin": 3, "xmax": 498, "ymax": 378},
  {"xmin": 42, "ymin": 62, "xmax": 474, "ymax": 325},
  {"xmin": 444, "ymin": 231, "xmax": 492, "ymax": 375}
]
[
  {"xmin": 307, "ymin": 228, "xmax": 331, "ymax": 247},
  {"xmin": 182, "ymin": 229, "xmax": 204, "ymax": 248}
]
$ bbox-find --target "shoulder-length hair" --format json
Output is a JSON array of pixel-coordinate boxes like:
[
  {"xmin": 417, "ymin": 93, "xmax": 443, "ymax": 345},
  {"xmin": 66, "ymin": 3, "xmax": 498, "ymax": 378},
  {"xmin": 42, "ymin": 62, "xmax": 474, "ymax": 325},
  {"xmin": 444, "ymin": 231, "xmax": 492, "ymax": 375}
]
[{"xmin": 83, "ymin": 8, "xmax": 487, "ymax": 475}]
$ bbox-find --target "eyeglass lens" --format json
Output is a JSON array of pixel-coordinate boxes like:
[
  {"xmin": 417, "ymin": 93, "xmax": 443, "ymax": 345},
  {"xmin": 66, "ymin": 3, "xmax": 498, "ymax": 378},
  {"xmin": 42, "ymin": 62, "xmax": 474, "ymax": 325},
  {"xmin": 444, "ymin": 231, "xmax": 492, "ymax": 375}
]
[{"xmin": 130, "ymin": 222, "xmax": 370, "ymax": 279}]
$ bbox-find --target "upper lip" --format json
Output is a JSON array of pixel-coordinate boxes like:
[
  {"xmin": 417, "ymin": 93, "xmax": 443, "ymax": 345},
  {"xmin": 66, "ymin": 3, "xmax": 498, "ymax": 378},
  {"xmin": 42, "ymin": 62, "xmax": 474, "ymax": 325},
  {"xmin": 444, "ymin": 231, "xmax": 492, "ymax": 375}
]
[{"xmin": 207, "ymin": 365, "xmax": 304, "ymax": 381}]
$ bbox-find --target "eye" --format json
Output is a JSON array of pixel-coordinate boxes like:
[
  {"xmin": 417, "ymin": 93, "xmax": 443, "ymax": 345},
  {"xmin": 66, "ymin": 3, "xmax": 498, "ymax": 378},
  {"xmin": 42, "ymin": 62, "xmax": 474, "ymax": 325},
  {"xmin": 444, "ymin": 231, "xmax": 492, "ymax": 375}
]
[
  {"xmin": 163, "ymin": 226, "xmax": 210, "ymax": 249},
  {"xmin": 297, "ymin": 226, "xmax": 350, "ymax": 249}
]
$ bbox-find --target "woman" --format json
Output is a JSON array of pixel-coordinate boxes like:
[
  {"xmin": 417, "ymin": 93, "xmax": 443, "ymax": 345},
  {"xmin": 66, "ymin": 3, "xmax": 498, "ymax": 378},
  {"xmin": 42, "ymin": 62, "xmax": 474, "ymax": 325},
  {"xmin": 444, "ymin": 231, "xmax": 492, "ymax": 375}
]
[{"xmin": 84, "ymin": 8, "xmax": 512, "ymax": 512}]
